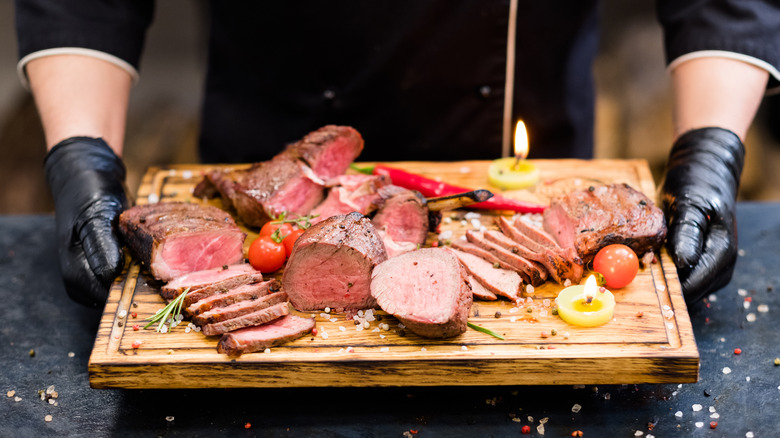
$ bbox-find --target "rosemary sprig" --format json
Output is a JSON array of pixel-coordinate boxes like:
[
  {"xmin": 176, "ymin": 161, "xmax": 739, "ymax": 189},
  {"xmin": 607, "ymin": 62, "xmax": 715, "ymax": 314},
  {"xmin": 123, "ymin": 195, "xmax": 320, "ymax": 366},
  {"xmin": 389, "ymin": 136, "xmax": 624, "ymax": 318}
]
[
  {"xmin": 467, "ymin": 322, "xmax": 505, "ymax": 340},
  {"xmin": 144, "ymin": 288, "xmax": 189, "ymax": 333}
]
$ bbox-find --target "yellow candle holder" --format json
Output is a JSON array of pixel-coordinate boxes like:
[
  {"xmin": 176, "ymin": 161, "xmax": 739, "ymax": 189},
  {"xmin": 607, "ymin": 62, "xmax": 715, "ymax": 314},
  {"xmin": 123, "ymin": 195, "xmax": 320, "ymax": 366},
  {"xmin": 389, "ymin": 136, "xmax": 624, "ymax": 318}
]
[
  {"xmin": 555, "ymin": 285, "xmax": 616, "ymax": 327},
  {"xmin": 487, "ymin": 158, "xmax": 540, "ymax": 190}
]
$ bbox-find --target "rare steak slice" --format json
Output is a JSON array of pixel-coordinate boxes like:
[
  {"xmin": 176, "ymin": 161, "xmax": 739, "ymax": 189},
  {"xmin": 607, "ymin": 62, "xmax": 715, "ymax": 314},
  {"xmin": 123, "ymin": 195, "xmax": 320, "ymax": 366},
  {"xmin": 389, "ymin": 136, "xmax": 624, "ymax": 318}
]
[
  {"xmin": 447, "ymin": 248, "xmax": 522, "ymax": 301},
  {"xmin": 207, "ymin": 155, "xmax": 325, "ymax": 228},
  {"xmin": 283, "ymin": 212, "xmax": 388, "ymax": 311},
  {"xmin": 217, "ymin": 314, "xmax": 316, "ymax": 357},
  {"xmin": 193, "ymin": 292, "xmax": 289, "ymax": 326},
  {"xmin": 185, "ymin": 279, "xmax": 281, "ymax": 317},
  {"xmin": 161, "ymin": 264, "xmax": 263, "ymax": 307},
  {"xmin": 466, "ymin": 230, "xmax": 547, "ymax": 286},
  {"xmin": 371, "ymin": 185, "xmax": 429, "ymax": 258},
  {"xmin": 283, "ymin": 125, "xmax": 364, "ymax": 181},
  {"xmin": 118, "ymin": 202, "xmax": 246, "ymax": 281},
  {"xmin": 371, "ymin": 248, "xmax": 472, "ymax": 338},
  {"xmin": 543, "ymin": 183, "xmax": 667, "ymax": 261},
  {"xmin": 467, "ymin": 275, "xmax": 498, "ymax": 301},
  {"xmin": 201, "ymin": 301, "xmax": 290, "ymax": 336},
  {"xmin": 309, "ymin": 174, "xmax": 390, "ymax": 224}
]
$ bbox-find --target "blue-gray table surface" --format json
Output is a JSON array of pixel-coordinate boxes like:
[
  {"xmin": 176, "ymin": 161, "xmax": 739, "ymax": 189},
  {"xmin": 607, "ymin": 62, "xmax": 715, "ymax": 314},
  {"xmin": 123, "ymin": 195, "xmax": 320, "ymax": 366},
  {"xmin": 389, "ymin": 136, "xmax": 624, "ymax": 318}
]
[{"xmin": 1, "ymin": 202, "xmax": 778, "ymax": 437}]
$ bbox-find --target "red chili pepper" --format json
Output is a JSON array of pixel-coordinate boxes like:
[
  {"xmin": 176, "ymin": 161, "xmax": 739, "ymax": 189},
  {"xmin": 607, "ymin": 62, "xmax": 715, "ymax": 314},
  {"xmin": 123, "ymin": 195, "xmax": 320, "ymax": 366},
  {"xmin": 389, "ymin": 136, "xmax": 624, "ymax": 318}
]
[{"xmin": 352, "ymin": 164, "xmax": 546, "ymax": 213}]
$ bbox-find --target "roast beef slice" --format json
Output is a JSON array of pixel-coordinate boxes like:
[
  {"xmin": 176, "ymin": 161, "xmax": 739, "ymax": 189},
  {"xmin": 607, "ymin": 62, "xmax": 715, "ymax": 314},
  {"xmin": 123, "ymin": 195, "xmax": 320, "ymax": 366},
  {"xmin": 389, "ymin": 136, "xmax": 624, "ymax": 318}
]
[
  {"xmin": 118, "ymin": 202, "xmax": 246, "ymax": 281},
  {"xmin": 283, "ymin": 212, "xmax": 388, "ymax": 311},
  {"xmin": 371, "ymin": 248, "xmax": 472, "ymax": 338}
]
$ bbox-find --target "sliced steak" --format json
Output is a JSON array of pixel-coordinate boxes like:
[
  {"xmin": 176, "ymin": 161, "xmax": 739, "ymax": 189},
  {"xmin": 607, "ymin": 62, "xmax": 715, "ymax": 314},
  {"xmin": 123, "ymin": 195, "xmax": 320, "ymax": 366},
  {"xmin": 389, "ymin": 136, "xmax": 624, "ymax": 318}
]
[
  {"xmin": 283, "ymin": 212, "xmax": 388, "ymax": 311},
  {"xmin": 185, "ymin": 279, "xmax": 280, "ymax": 317},
  {"xmin": 451, "ymin": 239, "xmax": 517, "ymax": 273},
  {"xmin": 210, "ymin": 155, "xmax": 325, "ymax": 228},
  {"xmin": 466, "ymin": 230, "xmax": 547, "ymax": 286},
  {"xmin": 371, "ymin": 185, "xmax": 429, "ymax": 257},
  {"xmin": 283, "ymin": 125, "xmax": 364, "ymax": 181},
  {"xmin": 371, "ymin": 248, "xmax": 472, "ymax": 338},
  {"xmin": 161, "ymin": 264, "xmax": 263, "ymax": 307},
  {"xmin": 201, "ymin": 301, "xmax": 290, "ymax": 336},
  {"xmin": 193, "ymin": 292, "xmax": 289, "ymax": 326},
  {"xmin": 217, "ymin": 314, "xmax": 316, "ymax": 357},
  {"xmin": 309, "ymin": 174, "xmax": 390, "ymax": 224},
  {"xmin": 543, "ymin": 183, "xmax": 667, "ymax": 261},
  {"xmin": 196, "ymin": 125, "xmax": 363, "ymax": 227},
  {"xmin": 506, "ymin": 216, "xmax": 585, "ymax": 284},
  {"xmin": 447, "ymin": 248, "xmax": 522, "ymax": 301},
  {"xmin": 467, "ymin": 275, "xmax": 498, "ymax": 301},
  {"xmin": 497, "ymin": 216, "xmax": 584, "ymax": 284},
  {"xmin": 118, "ymin": 202, "xmax": 246, "ymax": 281}
]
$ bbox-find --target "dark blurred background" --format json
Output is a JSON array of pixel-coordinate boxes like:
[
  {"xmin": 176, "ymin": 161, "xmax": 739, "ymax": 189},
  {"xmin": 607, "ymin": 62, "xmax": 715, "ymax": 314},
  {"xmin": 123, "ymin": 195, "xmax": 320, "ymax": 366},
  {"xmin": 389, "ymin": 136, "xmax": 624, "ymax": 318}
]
[{"xmin": 1, "ymin": 0, "xmax": 779, "ymax": 214}]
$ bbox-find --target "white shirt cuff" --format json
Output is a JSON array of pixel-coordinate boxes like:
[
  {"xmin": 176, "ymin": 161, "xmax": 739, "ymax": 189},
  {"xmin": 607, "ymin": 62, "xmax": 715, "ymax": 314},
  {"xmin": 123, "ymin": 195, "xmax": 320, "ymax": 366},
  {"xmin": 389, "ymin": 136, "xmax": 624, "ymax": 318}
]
[
  {"xmin": 668, "ymin": 50, "xmax": 780, "ymax": 94},
  {"xmin": 17, "ymin": 47, "xmax": 140, "ymax": 90}
]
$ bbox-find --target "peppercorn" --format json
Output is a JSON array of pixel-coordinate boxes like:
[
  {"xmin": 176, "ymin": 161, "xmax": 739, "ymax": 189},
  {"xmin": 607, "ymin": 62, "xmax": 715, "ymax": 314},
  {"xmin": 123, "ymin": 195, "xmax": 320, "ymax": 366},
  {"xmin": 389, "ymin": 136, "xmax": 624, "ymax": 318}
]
[
  {"xmin": 774, "ymin": 358, "xmax": 780, "ymax": 366},
  {"xmin": 734, "ymin": 348, "xmax": 742, "ymax": 355},
  {"xmin": 494, "ymin": 311, "xmax": 502, "ymax": 318},
  {"xmin": 521, "ymin": 425, "xmax": 531, "ymax": 434}
]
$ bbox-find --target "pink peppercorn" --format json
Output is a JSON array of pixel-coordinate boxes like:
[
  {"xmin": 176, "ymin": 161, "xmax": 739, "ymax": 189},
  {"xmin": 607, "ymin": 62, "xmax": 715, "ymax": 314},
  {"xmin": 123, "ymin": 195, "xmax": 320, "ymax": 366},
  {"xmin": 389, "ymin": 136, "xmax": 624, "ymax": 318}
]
[
  {"xmin": 710, "ymin": 421, "xmax": 718, "ymax": 429},
  {"xmin": 132, "ymin": 325, "xmax": 140, "ymax": 331},
  {"xmin": 131, "ymin": 340, "xmax": 142, "ymax": 349},
  {"xmin": 521, "ymin": 425, "xmax": 531, "ymax": 434},
  {"xmin": 734, "ymin": 348, "xmax": 742, "ymax": 355}
]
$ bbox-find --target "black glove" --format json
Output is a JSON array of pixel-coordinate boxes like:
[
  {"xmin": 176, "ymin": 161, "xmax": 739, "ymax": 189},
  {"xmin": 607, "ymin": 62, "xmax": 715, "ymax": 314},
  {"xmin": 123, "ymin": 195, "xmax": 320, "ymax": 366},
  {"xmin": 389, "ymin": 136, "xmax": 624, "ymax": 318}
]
[
  {"xmin": 44, "ymin": 137, "xmax": 129, "ymax": 308},
  {"xmin": 660, "ymin": 127, "xmax": 744, "ymax": 305}
]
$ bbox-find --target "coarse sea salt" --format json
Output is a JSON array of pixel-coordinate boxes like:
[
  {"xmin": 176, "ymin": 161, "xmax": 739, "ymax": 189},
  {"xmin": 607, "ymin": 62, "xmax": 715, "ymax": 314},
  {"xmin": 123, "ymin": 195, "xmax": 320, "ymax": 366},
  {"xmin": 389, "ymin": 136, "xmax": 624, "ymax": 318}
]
[
  {"xmin": 743, "ymin": 301, "xmax": 751, "ymax": 310},
  {"xmin": 692, "ymin": 404, "xmax": 703, "ymax": 412},
  {"xmin": 674, "ymin": 411, "xmax": 683, "ymax": 418},
  {"xmin": 708, "ymin": 294, "xmax": 718, "ymax": 302},
  {"xmin": 746, "ymin": 313, "xmax": 757, "ymax": 322},
  {"xmin": 738, "ymin": 288, "xmax": 748, "ymax": 296},
  {"xmin": 757, "ymin": 304, "xmax": 769, "ymax": 313},
  {"xmin": 722, "ymin": 367, "xmax": 732, "ymax": 374},
  {"xmin": 695, "ymin": 422, "xmax": 704, "ymax": 428}
]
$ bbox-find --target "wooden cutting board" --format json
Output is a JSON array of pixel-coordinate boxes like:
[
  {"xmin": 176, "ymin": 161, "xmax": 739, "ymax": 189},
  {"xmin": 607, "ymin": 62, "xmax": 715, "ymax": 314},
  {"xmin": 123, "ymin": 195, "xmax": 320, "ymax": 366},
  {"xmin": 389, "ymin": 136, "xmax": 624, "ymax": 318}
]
[{"xmin": 88, "ymin": 159, "xmax": 699, "ymax": 389}]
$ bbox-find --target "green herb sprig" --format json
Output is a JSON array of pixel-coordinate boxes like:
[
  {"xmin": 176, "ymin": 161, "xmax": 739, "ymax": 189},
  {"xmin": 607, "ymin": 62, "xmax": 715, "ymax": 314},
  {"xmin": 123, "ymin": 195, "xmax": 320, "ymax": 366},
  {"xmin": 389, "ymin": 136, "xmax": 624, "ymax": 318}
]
[
  {"xmin": 145, "ymin": 288, "xmax": 189, "ymax": 333},
  {"xmin": 467, "ymin": 322, "xmax": 505, "ymax": 340}
]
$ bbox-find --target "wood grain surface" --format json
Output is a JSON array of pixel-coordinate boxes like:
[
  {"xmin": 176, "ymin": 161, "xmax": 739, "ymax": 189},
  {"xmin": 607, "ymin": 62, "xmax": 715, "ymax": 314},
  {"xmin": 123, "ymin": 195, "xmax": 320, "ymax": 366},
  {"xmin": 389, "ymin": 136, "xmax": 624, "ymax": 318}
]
[{"xmin": 88, "ymin": 160, "xmax": 699, "ymax": 388}]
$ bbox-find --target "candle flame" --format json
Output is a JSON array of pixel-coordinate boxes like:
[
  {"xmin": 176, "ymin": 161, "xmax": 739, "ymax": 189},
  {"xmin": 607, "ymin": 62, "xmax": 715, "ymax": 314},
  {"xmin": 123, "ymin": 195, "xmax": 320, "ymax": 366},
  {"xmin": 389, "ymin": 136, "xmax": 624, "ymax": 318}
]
[
  {"xmin": 513, "ymin": 120, "xmax": 529, "ymax": 160},
  {"xmin": 582, "ymin": 275, "xmax": 598, "ymax": 304}
]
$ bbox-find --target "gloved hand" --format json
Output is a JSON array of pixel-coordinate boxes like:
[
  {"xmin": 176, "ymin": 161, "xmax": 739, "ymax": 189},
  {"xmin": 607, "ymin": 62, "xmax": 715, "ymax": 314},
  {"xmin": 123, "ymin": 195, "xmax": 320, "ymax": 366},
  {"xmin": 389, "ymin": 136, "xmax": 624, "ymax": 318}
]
[
  {"xmin": 44, "ymin": 137, "xmax": 129, "ymax": 308},
  {"xmin": 660, "ymin": 127, "xmax": 745, "ymax": 305}
]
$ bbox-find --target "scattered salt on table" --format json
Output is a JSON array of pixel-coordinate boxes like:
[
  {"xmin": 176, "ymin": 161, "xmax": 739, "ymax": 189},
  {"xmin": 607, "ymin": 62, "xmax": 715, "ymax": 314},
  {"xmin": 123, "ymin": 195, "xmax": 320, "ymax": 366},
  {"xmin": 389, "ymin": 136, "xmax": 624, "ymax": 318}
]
[
  {"xmin": 757, "ymin": 304, "xmax": 769, "ymax": 313},
  {"xmin": 571, "ymin": 404, "xmax": 582, "ymax": 413},
  {"xmin": 746, "ymin": 313, "xmax": 756, "ymax": 322},
  {"xmin": 722, "ymin": 367, "xmax": 732, "ymax": 374},
  {"xmin": 695, "ymin": 422, "xmax": 704, "ymax": 428},
  {"xmin": 692, "ymin": 404, "xmax": 703, "ymax": 412},
  {"xmin": 738, "ymin": 288, "xmax": 748, "ymax": 297},
  {"xmin": 674, "ymin": 411, "xmax": 683, "ymax": 418}
]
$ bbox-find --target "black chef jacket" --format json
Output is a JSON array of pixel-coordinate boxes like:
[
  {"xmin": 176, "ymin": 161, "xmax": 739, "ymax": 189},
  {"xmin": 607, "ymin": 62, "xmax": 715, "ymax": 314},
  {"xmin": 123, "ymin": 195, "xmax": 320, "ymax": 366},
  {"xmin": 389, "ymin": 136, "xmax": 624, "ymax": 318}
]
[{"xmin": 15, "ymin": 0, "xmax": 780, "ymax": 163}]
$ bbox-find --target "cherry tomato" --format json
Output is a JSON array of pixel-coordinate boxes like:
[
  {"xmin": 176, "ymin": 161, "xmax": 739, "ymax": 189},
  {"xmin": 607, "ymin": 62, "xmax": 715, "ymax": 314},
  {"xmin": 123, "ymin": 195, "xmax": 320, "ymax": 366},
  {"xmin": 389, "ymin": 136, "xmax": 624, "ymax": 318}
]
[
  {"xmin": 592, "ymin": 244, "xmax": 639, "ymax": 289},
  {"xmin": 283, "ymin": 228, "xmax": 305, "ymax": 256},
  {"xmin": 259, "ymin": 221, "xmax": 293, "ymax": 239},
  {"xmin": 247, "ymin": 236, "xmax": 286, "ymax": 273}
]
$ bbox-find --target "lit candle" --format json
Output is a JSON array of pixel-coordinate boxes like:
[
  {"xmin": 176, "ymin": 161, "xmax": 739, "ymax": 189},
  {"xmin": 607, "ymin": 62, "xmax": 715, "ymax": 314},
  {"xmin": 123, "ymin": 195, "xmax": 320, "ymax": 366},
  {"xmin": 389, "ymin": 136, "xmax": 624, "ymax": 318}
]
[
  {"xmin": 488, "ymin": 120, "xmax": 541, "ymax": 190},
  {"xmin": 555, "ymin": 275, "xmax": 616, "ymax": 327}
]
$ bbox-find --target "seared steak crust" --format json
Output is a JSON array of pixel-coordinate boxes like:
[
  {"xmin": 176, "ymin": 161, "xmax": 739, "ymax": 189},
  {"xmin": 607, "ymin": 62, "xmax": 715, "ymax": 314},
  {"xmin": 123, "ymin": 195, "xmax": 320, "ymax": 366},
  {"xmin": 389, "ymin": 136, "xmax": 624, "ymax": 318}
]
[
  {"xmin": 543, "ymin": 183, "xmax": 667, "ymax": 261},
  {"xmin": 371, "ymin": 185, "xmax": 429, "ymax": 257}
]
